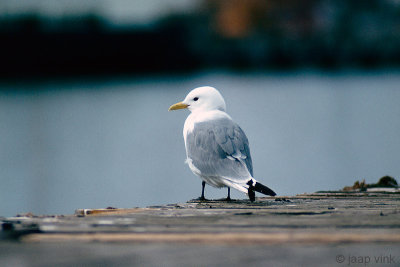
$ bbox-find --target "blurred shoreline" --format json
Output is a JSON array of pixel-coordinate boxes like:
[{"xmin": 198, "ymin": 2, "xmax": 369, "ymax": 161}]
[
  {"xmin": 1, "ymin": 0, "xmax": 399, "ymax": 80},
  {"xmin": 1, "ymin": 68, "xmax": 400, "ymax": 87}
]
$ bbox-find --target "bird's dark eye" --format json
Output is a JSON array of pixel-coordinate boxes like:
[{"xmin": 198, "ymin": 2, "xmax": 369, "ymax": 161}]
[{"xmin": 193, "ymin": 97, "xmax": 199, "ymax": 101}]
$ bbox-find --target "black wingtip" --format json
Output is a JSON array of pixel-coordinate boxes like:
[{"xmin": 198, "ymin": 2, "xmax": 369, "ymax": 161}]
[
  {"xmin": 246, "ymin": 180, "xmax": 256, "ymax": 202},
  {"xmin": 254, "ymin": 182, "xmax": 276, "ymax": 196},
  {"xmin": 247, "ymin": 180, "xmax": 276, "ymax": 201}
]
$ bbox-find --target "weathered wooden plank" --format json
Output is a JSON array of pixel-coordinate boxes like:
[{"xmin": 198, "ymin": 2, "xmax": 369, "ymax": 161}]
[
  {"xmin": 21, "ymin": 232, "xmax": 400, "ymax": 244},
  {"xmin": 1, "ymin": 192, "xmax": 400, "ymax": 267},
  {"xmin": 2, "ymin": 192, "xmax": 399, "ymax": 245},
  {"xmin": 75, "ymin": 208, "xmax": 146, "ymax": 216}
]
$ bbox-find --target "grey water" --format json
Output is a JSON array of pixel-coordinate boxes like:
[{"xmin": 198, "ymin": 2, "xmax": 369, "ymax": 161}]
[{"xmin": 1, "ymin": 71, "xmax": 400, "ymax": 217}]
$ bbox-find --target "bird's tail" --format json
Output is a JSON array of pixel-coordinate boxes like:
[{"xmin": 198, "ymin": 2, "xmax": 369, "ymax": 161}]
[
  {"xmin": 222, "ymin": 178, "xmax": 276, "ymax": 202},
  {"xmin": 247, "ymin": 179, "xmax": 276, "ymax": 202},
  {"xmin": 254, "ymin": 182, "xmax": 276, "ymax": 196}
]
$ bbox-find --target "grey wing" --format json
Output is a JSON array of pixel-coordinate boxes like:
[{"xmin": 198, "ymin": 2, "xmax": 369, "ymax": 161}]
[
  {"xmin": 213, "ymin": 118, "xmax": 253, "ymax": 176},
  {"xmin": 185, "ymin": 117, "xmax": 253, "ymax": 181}
]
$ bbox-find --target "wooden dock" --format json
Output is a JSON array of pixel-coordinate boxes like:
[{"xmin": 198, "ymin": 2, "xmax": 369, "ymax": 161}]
[{"xmin": 1, "ymin": 192, "xmax": 400, "ymax": 266}]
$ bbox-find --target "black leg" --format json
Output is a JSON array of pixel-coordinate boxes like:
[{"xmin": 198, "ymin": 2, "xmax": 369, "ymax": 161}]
[
  {"xmin": 199, "ymin": 181, "xmax": 206, "ymax": 200},
  {"xmin": 226, "ymin": 187, "xmax": 231, "ymax": 201}
]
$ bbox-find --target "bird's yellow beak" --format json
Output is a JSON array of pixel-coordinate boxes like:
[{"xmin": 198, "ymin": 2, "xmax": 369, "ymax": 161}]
[{"xmin": 168, "ymin": 102, "xmax": 189, "ymax": 111}]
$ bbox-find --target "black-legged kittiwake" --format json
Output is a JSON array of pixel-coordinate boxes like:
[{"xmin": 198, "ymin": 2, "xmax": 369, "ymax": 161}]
[{"xmin": 169, "ymin": 86, "xmax": 276, "ymax": 201}]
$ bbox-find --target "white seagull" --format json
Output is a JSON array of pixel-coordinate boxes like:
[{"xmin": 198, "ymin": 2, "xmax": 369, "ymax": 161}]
[{"xmin": 169, "ymin": 86, "xmax": 276, "ymax": 201}]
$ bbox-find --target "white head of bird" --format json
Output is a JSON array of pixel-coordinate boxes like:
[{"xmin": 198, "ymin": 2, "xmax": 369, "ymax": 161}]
[{"xmin": 169, "ymin": 86, "xmax": 226, "ymax": 113}]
